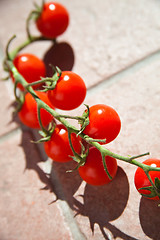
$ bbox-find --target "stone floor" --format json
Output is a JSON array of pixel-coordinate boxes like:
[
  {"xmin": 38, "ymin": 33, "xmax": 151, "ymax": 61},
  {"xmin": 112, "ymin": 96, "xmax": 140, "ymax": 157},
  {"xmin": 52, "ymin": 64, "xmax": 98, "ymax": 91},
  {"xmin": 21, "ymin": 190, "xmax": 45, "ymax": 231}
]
[{"xmin": 0, "ymin": 0, "xmax": 160, "ymax": 239}]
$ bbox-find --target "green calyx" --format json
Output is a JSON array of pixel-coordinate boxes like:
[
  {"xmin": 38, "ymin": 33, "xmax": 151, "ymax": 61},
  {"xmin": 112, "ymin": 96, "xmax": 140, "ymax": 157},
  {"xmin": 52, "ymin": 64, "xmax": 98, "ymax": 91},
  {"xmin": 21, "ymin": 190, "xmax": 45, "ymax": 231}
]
[
  {"xmin": 66, "ymin": 140, "xmax": 89, "ymax": 173},
  {"xmin": 32, "ymin": 121, "xmax": 56, "ymax": 144},
  {"xmin": 139, "ymin": 177, "xmax": 160, "ymax": 199},
  {"xmin": 43, "ymin": 66, "xmax": 62, "ymax": 91},
  {"xmin": 78, "ymin": 104, "xmax": 90, "ymax": 135},
  {"xmin": 25, "ymin": 66, "xmax": 61, "ymax": 92}
]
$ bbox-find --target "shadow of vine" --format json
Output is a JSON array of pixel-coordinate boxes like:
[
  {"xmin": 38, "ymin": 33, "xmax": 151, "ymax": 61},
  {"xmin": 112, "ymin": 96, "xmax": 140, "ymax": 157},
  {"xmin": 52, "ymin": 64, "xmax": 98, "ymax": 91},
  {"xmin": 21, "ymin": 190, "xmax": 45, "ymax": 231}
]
[
  {"xmin": 7, "ymin": 39, "xmax": 76, "ymax": 200},
  {"xmin": 9, "ymin": 103, "xmax": 136, "ymax": 239},
  {"xmin": 72, "ymin": 167, "xmax": 137, "ymax": 240},
  {"xmin": 50, "ymin": 162, "xmax": 137, "ymax": 240},
  {"xmin": 7, "ymin": 40, "xmax": 137, "ymax": 239}
]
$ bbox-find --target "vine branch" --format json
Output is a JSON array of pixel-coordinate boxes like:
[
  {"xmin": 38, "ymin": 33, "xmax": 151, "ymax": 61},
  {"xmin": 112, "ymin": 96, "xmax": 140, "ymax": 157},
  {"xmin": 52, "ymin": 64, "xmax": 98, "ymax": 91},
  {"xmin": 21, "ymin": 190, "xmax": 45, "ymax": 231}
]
[{"xmin": 4, "ymin": 19, "xmax": 160, "ymax": 201}]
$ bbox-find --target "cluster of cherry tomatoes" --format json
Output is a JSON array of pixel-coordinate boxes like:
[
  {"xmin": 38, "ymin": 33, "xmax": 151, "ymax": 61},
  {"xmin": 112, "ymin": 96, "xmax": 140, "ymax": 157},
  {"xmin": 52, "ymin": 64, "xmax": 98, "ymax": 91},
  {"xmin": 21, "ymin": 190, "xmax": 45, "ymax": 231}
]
[{"xmin": 9, "ymin": 1, "xmax": 160, "ymax": 200}]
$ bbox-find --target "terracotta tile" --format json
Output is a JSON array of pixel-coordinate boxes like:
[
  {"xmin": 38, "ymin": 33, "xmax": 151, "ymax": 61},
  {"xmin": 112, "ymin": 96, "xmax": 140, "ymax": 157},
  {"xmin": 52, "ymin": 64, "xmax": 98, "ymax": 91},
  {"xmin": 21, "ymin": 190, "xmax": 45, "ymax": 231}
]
[
  {"xmin": 1, "ymin": 0, "xmax": 160, "ymax": 239},
  {"xmin": 0, "ymin": 131, "xmax": 73, "ymax": 240},
  {"xmin": 0, "ymin": 80, "xmax": 19, "ymax": 136}
]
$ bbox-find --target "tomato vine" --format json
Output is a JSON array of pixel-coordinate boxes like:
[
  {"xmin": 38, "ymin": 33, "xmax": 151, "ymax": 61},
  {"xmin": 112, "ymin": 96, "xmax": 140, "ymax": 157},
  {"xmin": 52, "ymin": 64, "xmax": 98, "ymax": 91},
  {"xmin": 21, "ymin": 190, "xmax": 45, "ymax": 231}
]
[{"xmin": 3, "ymin": 0, "xmax": 160, "ymax": 202}]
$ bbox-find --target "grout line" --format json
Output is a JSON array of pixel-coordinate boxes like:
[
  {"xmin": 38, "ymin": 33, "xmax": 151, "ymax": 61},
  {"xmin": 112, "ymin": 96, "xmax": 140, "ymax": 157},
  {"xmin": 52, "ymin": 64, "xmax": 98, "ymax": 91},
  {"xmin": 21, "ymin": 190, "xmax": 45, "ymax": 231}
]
[
  {"xmin": 49, "ymin": 166, "xmax": 87, "ymax": 240},
  {"xmin": 31, "ymin": 129, "xmax": 86, "ymax": 239},
  {"xmin": 58, "ymin": 200, "xmax": 87, "ymax": 240},
  {"xmin": 87, "ymin": 48, "xmax": 160, "ymax": 94}
]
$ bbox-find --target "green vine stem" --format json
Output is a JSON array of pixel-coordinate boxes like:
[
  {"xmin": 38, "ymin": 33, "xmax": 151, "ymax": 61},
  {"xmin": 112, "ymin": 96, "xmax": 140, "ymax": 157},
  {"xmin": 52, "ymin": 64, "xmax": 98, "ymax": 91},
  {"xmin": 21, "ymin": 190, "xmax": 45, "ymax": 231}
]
[
  {"xmin": 67, "ymin": 131, "xmax": 83, "ymax": 163},
  {"xmin": 9, "ymin": 36, "xmax": 56, "ymax": 61},
  {"xmin": 5, "ymin": 33, "xmax": 160, "ymax": 200},
  {"xmin": 37, "ymin": 102, "xmax": 48, "ymax": 135},
  {"xmin": 6, "ymin": 60, "xmax": 154, "ymax": 170},
  {"xmin": 101, "ymin": 153, "xmax": 112, "ymax": 180},
  {"xmin": 26, "ymin": 0, "xmax": 46, "ymax": 40}
]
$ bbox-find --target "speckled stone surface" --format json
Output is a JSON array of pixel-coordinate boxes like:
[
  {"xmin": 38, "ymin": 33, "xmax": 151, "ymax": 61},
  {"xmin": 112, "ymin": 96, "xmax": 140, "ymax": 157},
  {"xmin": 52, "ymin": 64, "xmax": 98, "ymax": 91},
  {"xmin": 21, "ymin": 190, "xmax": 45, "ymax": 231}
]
[{"xmin": 1, "ymin": 0, "xmax": 160, "ymax": 239}]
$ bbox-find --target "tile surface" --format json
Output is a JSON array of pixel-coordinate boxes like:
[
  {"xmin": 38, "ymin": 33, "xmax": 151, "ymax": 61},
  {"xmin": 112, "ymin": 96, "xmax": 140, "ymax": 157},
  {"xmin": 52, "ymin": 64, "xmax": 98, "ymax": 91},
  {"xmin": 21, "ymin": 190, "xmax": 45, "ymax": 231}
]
[
  {"xmin": 0, "ymin": 132, "xmax": 74, "ymax": 240},
  {"xmin": 0, "ymin": 0, "xmax": 160, "ymax": 239}
]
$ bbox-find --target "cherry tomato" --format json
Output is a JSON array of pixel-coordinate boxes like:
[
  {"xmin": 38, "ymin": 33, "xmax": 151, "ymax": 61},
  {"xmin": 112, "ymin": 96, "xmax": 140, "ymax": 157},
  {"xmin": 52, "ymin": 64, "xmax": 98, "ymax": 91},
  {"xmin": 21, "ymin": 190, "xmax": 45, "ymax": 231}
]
[
  {"xmin": 83, "ymin": 104, "xmax": 121, "ymax": 144},
  {"xmin": 47, "ymin": 71, "xmax": 86, "ymax": 110},
  {"xmin": 78, "ymin": 147, "xmax": 117, "ymax": 185},
  {"xmin": 44, "ymin": 124, "xmax": 81, "ymax": 162},
  {"xmin": 36, "ymin": 2, "xmax": 69, "ymax": 38},
  {"xmin": 18, "ymin": 91, "xmax": 54, "ymax": 129},
  {"xmin": 134, "ymin": 159, "xmax": 160, "ymax": 200},
  {"xmin": 12, "ymin": 53, "xmax": 46, "ymax": 90}
]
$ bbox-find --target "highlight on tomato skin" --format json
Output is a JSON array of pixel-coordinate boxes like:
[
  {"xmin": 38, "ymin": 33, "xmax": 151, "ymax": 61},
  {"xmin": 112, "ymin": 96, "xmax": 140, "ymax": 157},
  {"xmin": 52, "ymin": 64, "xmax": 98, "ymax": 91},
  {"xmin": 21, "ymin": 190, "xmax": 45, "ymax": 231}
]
[
  {"xmin": 134, "ymin": 158, "xmax": 160, "ymax": 200},
  {"xmin": 11, "ymin": 53, "xmax": 46, "ymax": 91},
  {"xmin": 83, "ymin": 104, "xmax": 121, "ymax": 145},
  {"xmin": 36, "ymin": 2, "xmax": 69, "ymax": 38},
  {"xmin": 18, "ymin": 91, "xmax": 54, "ymax": 129},
  {"xmin": 78, "ymin": 147, "xmax": 118, "ymax": 186},
  {"xmin": 47, "ymin": 71, "xmax": 87, "ymax": 111},
  {"xmin": 44, "ymin": 124, "xmax": 82, "ymax": 162}
]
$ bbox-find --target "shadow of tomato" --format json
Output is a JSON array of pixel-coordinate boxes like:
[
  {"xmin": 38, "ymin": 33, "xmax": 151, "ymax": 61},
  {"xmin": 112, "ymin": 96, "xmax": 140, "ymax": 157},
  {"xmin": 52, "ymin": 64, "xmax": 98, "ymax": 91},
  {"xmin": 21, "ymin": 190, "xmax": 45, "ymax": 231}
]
[
  {"xmin": 9, "ymin": 103, "xmax": 55, "ymax": 194},
  {"xmin": 50, "ymin": 160, "xmax": 83, "ymax": 206},
  {"xmin": 43, "ymin": 41, "xmax": 75, "ymax": 76},
  {"xmin": 139, "ymin": 197, "xmax": 160, "ymax": 239},
  {"xmin": 72, "ymin": 167, "xmax": 137, "ymax": 240}
]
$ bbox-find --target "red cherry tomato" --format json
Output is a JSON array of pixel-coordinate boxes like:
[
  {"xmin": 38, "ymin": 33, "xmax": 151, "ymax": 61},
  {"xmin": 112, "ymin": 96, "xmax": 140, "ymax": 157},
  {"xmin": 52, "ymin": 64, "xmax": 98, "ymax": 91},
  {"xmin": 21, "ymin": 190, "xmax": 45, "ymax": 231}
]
[
  {"xmin": 44, "ymin": 124, "xmax": 81, "ymax": 162},
  {"xmin": 134, "ymin": 159, "xmax": 160, "ymax": 200},
  {"xmin": 78, "ymin": 147, "xmax": 117, "ymax": 186},
  {"xmin": 83, "ymin": 104, "xmax": 121, "ymax": 144},
  {"xmin": 47, "ymin": 71, "xmax": 86, "ymax": 110},
  {"xmin": 18, "ymin": 91, "xmax": 54, "ymax": 129},
  {"xmin": 11, "ymin": 53, "xmax": 46, "ymax": 91},
  {"xmin": 36, "ymin": 2, "xmax": 69, "ymax": 38}
]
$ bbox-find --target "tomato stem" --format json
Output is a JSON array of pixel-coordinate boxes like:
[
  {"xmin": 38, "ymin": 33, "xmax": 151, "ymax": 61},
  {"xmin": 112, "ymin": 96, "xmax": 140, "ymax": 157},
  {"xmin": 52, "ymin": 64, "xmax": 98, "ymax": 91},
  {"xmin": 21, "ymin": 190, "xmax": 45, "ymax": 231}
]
[
  {"xmin": 4, "ymin": 62, "xmax": 154, "ymax": 169},
  {"xmin": 7, "ymin": 58, "xmax": 160, "ymax": 199},
  {"xmin": 26, "ymin": 10, "xmax": 40, "ymax": 40},
  {"xmin": 129, "ymin": 152, "xmax": 150, "ymax": 161},
  {"xmin": 5, "ymin": 34, "xmax": 56, "ymax": 62},
  {"xmin": 26, "ymin": 0, "xmax": 48, "ymax": 41},
  {"xmin": 5, "ymin": 29, "xmax": 160, "ymax": 197},
  {"xmin": 5, "ymin": 61, "xmax": 154, "ymax": 169},
  {"xmin": 101, "ymin": 153, "xmax": 112, "ymax": 180},
  {"xmin": 55, "ymin": 114, "xmax": 85, "ymax": 121},
  {"xmin": 36, "ymin": 99, "xmax": 48, "ymax": 134},
  {"xmin": 83, "ymin": 136, "xmax": 106, "ymax": 143},
  {"xmin": 67, "ymin": 131, "xmax": 84, "ymax": 164}
]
